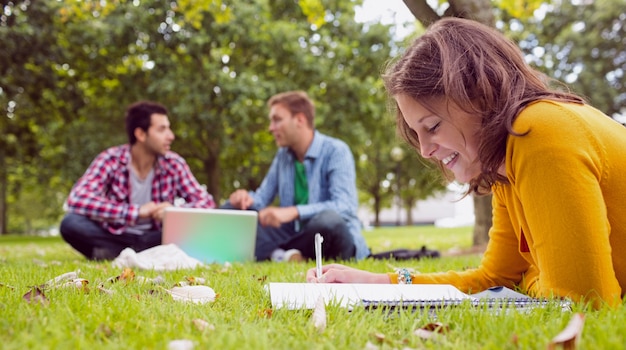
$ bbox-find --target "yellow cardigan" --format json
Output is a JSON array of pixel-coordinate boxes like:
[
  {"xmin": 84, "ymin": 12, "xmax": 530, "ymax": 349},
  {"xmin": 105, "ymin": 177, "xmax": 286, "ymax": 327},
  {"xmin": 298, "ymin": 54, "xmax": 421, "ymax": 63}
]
[{"xmin": 389, "ymin": 100, "xmax": 626, "ymax": 307}]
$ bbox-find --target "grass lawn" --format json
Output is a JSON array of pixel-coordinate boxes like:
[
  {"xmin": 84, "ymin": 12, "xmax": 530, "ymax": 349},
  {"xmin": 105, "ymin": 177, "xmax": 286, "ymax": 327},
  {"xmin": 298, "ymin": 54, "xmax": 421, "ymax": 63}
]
[{"xmin": 1, "ymin": 226, "xmax": 624, "ymax": 349}]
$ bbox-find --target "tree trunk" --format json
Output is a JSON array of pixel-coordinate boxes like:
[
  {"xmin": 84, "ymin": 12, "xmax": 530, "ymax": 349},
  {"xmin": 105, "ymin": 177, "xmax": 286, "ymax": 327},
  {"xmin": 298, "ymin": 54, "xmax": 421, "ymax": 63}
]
[
  {"xmin": 472, "ymin": 194, "xmax": 492, "ymax": 245},
  {"xmin": 373, "ymin": 194, "xmax": 381, "ymax": 227},
  {"xmin": 403, "ymin": 0, "xmax": 495, "ymax": 246},
  {"xmin": 0, "ymin": 149, "xmax": 6, "ymax": 234}
]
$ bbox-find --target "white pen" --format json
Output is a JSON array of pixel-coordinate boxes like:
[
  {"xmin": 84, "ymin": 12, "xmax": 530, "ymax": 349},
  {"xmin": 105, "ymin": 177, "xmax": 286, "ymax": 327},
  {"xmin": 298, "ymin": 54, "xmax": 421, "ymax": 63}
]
[{"xmin": 315, "ymin": 233, "xmax": 324, "ymax": 279}]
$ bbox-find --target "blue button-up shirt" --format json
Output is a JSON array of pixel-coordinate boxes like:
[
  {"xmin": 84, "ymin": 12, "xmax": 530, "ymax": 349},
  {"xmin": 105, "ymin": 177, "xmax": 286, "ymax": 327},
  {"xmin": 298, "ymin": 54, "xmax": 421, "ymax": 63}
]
[{"xmin": 248, "ymin": 131, "xmax": 369, "ymax": 259}]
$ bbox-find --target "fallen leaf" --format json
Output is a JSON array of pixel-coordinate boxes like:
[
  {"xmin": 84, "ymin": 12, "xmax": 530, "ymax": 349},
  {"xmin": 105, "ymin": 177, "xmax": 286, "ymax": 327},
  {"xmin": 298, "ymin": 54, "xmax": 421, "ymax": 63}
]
[
  {"xmin": 136, "ymin": 275, "xmax": 165, "ymax": 285},
  {"xmin": 95, "ymin": 323, "xmax": 113, "ymax": 338},
  {"xmin": 548, "ymin": 313, "xmax": 585, "ymax": 350},
  {"xmin": 253, "ymin": 275, "xmax": 268, "ymax": 283},
  {"xmin": 23, "ymin": 287, "xmax": 48, "ymax": 305},
  {"xmin": 373, "ymin": 333, "xmax": 386, "ymax": 342},
  {"xmin": 185, "ymin": 276, "xmax": 207, "ymax": 285},
  {"xmin": 311, "ymin": 296, "xmax": 326, "ymax": 333},
  {"xmin": 97, "ymin": 286, "xmax": 115, "ymax": 295},
  {"xmin": 166, "ymin": 285, "xmax": 216, "ymax": 304},
  {"xmin": 61, "ymin": 278, "xmax": 90, "ymax": 292},
  {"xmin": 192, "ymin": 319, "xmax": 215, "ymax": 332},
  {"xmin": 168, "ymin": 339, "xmax": 194, "ymax": 350},
  {"xmin": 0, "ymin": 283, "xmax": 15, "ymax": 290},
  {"xmin": 258, "ymin": 308, "xmax": 273, "ymax": 318},
  {"xmin": 120, "ymin": 268, "xmax": 135, "ymax": 282},
  {"xmin": 414, "ymin": 322, "xmax": 449, "ymax": 340},
  {"xmin": 44, "ymin": 271, "xmax": 80, "ymax": 288},
  {"xmin": 32, "ymin": 259, "xmax": 47, "ymax": 267},
  {"xmin": 364, "ymin": 341, "xmax": 379, "ymax": 350}
]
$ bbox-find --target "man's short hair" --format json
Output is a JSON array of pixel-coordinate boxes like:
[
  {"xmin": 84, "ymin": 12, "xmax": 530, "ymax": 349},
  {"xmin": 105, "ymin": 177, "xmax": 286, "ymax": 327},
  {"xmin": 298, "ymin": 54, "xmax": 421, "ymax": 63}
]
[
  {"xmin": 267, "ymin": 91, "xmax": 315, "ymax": 128},
  {"xmin": 125, "ymin": 101, "xmax": 168, "ymax": 144}
]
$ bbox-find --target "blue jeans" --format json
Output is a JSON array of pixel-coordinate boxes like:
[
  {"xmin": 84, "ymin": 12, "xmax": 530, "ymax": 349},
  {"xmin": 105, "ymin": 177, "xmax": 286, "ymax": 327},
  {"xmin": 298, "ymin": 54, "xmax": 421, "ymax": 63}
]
[
  {"xmin": 220, "ymin": 204, "xmax": 355, "ymax": 261},
  {"xmin": 59, "ymin": 213, "xmax": 161, "ymax": 260}
]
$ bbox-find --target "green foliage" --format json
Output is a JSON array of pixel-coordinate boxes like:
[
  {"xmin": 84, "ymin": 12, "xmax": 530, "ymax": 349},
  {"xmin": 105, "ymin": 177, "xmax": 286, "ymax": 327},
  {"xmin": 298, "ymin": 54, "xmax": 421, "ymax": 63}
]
[
  {"xmin": 496, "ymin": 0, "xmax": 544, "ymax": 18},
  {"xmin": 501, "ymin": 0, "xmax": 626, "ymax": 118}
]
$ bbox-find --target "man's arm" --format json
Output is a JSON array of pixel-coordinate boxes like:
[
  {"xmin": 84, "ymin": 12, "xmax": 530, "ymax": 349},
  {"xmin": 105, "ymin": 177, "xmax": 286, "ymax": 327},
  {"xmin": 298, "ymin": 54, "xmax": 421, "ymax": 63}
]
[
  {"xmin": 245, "ymin": 153, "xmax": 281, "ymax": 210},
  {"xmin": 65, "ymin": 151, "xmax": 139, "ymax": 225},
  {"xmin": 170, "ymin": 156, "xmax": 216, "ymax": 209}
]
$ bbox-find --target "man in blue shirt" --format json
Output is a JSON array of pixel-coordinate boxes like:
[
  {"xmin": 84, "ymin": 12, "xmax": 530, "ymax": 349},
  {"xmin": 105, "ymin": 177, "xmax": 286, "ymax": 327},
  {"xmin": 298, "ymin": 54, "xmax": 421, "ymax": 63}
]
[{"xmin": 225, "ymin": 91, "xmax": 369, "ymax": 262}]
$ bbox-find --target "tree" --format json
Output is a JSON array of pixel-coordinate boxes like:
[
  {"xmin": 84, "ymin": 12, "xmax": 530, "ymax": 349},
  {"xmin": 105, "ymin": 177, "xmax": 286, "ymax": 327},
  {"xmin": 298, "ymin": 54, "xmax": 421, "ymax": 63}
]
[
  {"xmin": 400, "ymin": 0, "xmax": 496, "ymax": 245},
  {"xmin": 503, "ymin": 0, "xmax": 626, "ymax": 119},
  {"xmin": 3, "ymin": 0, "xmax": 449, "ymax": 233}
]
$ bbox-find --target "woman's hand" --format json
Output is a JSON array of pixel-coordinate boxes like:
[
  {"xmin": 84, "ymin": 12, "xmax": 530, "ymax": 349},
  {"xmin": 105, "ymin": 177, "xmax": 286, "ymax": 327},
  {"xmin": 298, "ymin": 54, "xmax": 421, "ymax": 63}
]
[{"xmin": 306, "ymin": 264, "xmax": 391, "ymax": 284}]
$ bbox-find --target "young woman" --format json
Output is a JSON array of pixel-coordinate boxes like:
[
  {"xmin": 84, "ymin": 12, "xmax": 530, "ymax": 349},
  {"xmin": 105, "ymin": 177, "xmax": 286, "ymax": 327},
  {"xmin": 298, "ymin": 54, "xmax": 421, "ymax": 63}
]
[{"xmin": 306, "ymin": 18, "xmax": 626, "ymax": 308}]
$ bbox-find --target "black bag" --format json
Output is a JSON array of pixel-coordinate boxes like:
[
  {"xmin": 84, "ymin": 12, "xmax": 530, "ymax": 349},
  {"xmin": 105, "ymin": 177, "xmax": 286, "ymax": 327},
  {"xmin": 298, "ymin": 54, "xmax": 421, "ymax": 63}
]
[{"xmin": 368, "ymin": 245, "xmax": 440, "ymax": 260}]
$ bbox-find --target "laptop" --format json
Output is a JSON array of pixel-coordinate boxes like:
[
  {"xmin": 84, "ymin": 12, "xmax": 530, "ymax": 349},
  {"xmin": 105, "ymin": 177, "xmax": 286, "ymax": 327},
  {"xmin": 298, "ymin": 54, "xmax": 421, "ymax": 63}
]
[{"xmin": 161, "ymin": 207, "xmax": 258, "ymax": 264}]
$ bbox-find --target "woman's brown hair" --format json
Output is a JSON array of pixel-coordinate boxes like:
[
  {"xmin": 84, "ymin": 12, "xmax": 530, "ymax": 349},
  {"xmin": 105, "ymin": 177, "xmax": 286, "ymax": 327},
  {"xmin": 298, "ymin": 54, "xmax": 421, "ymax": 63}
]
[{"xmin": 383, "ymin": 17, "xmax": 583, "ymax": 195}]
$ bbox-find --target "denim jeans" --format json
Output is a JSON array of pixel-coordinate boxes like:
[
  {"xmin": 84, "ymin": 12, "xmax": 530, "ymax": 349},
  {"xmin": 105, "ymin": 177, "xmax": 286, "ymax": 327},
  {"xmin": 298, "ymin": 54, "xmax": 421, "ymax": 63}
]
[
  {"xmin": 59, "ymin": 213, "xmax": 161, "ymax": 260},
  {"xmin": 220, "ymin": 203, "xmax": 355, "ymax": 261}
]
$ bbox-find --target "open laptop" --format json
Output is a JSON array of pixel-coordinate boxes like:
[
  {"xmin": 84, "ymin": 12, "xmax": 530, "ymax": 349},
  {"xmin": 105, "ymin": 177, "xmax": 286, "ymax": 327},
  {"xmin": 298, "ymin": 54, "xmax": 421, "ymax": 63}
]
[{"xmin": 162, "ymin": 207, "xmax": 258, "ymax": 264}]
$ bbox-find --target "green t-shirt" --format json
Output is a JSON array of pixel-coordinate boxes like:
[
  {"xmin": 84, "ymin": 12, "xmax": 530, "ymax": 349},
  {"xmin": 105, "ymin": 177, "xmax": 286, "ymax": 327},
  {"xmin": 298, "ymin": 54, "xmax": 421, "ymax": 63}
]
[{"xmin": 294, "ymin": 161, "xmax": 309, "ymax": 205}]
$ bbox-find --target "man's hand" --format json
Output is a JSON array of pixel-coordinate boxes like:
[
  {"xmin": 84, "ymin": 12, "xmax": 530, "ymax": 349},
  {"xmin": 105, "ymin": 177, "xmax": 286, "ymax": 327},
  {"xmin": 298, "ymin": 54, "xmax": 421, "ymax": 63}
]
[
  {"xmin": 228, "ymin": 189, "xmax": 254, "ymax": 210},
  {"xmin": 138, "ymin": 201, "xmax": 172, "ymax": 222},
  {"xmin": 138, "ymin": 201, "xmax": 159, "ymax": 219},
  {"xmin": 151, "ymin": 202, "xmax": 173, "ymax": 222},
  {"xmin": 258, "ymin": 206, "xmax": 299, "ymax": 227}
]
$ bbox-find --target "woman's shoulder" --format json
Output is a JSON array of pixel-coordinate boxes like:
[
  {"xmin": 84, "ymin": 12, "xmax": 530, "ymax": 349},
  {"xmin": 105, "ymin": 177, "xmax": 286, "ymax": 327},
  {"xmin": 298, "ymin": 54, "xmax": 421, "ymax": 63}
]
[{"xmin": 515, "ymin": 100, "xmax": 610, "ymax": 130}]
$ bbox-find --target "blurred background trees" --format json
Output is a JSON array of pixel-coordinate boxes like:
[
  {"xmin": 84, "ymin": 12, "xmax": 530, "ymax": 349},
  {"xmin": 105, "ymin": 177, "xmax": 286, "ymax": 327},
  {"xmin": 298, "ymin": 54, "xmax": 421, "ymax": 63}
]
[{"xmin": 1, "ymin": 0, "xmax": 624, "ymax": 235}]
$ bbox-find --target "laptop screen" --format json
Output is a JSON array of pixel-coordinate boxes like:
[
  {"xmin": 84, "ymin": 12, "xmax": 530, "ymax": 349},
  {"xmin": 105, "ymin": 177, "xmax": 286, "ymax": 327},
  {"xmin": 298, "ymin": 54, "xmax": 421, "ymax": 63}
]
[{"xmin": 162, "ymin": 207, "xmax": 258, "ymax": 263}]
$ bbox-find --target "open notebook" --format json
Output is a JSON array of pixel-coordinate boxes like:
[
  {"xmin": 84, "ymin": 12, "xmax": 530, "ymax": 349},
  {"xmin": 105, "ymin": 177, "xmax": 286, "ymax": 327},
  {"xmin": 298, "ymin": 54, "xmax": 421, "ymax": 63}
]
[{"xmin": 268, "ymin": 283, "xmax": 571, "ymax": 311}]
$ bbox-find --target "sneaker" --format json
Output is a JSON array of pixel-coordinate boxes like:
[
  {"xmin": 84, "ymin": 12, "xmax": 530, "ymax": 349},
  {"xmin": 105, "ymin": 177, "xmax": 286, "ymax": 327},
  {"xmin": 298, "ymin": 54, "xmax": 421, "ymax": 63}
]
[
  {"xmin": 92, "ymin": 247, "xmax": 118, "ymax": 261},
  {"xmin": 283, "ymin": 249, "xmax": 304, "ymax": 262},
  {"xmin": 271, "ymin": 248, "xmax": 286, "ymax": 262}
]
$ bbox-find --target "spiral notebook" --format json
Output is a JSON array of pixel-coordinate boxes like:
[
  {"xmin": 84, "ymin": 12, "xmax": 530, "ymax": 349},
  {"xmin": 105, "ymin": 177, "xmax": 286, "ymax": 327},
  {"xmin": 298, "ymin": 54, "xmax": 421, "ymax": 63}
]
[{"xmin": 268, "ymin": 283, "xmax": 570, "ymax": 311}]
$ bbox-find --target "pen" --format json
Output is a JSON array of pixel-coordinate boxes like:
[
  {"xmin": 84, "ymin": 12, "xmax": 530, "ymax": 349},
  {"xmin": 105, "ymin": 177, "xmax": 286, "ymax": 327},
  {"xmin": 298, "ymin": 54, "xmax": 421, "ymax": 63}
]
[{"xmin": 315, "ymin": 233, "xmax": 324, "ymax": 279}]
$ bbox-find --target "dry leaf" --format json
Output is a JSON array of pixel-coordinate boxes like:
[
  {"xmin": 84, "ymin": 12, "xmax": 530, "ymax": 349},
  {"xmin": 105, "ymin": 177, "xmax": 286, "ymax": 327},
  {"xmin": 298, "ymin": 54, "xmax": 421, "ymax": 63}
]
[
  {"xmin": 548, "ymin": 313, "xmax": 585, "ymax": 350},
  {"xmin": 364, "ymin": 341, "xmax": 379, "ymax": 350},
  {"xmin": 185, "ymin": 276, "xmax": 207, "ymax": 285},
  {"xmin": 258, "ymin": 308, "xmax": 273, "ymax": 318},
  {"xmin": 120, "ymin": 268, "xmax": 135, "ymax": 282},
  {"xmin": 61, "ymin": 278, "xmax": 90, "ymax": 292},
  {"xmin": 168, "ymin": 339, "xmax": 194, "ymax": 350},
  {"xmin": 192, "ymin": 319, "xmax": 215, "ymax": 332},
  {"xmin": 136, "ymin": 275, "xmax": 165, "ymax": 285},
  {"xmin": 44, "ymin": 271, "xmax": 80, "ymax": 287},
  {"xmin": 97, "ymin": 286, "xmax": 115, "ymax": 295},
  {"xmin": 414, "ymin": 322, "xmax": 449, "ymax": 340},
  {"xmin": 1, "ymin": 283, "xmax": 15, "ymax": 290},
  {"xmin": 166, "ymin": 285, "xmax": 216, "ymax": 304},
  {"xmin": 311, "ymin": 296, "xmax": 326, "ymax": 333},
  {"xmin": 253, "ymin": 275, "xmax": 268, "ymax": 283},
  {"xmin": 95, "ymin": 323, "xmax": 113, "ymax": 338},
  {"xmin": 23, "ymin": 286, "xmax": 48, "ymax": 305}
]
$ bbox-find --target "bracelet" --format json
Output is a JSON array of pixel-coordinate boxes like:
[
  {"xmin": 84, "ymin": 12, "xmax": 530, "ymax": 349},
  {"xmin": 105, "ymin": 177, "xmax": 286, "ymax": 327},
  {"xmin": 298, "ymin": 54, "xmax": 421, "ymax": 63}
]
[{"xmin": 397, "ymin": 268, "xmax": 412, "ymax": 285}]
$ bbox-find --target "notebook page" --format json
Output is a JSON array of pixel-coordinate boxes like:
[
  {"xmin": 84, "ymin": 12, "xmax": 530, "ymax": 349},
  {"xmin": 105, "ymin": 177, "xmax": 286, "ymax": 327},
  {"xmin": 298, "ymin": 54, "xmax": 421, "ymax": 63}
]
[{"xmin": 268, "ymin": 283, "xmax": 471, "ymax": 310}]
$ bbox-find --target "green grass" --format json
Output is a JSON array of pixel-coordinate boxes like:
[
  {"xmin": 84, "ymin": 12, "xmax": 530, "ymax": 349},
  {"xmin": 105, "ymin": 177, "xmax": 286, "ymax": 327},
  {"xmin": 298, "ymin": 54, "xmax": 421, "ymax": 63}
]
[{"xmin": 0, "ymin": 227, "xmax": 624, "ymax": 349}]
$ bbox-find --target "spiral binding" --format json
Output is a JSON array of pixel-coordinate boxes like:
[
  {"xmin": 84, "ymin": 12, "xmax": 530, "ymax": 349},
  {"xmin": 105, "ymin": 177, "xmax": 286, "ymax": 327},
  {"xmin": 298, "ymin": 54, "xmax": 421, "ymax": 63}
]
[{"xmin": 361, "ymin": 298, "xmax": 571, "ymax": 311}]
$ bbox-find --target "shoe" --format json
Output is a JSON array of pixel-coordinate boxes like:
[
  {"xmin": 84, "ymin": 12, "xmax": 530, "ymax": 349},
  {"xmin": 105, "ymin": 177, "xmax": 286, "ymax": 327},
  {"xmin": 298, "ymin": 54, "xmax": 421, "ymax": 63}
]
[
  {"xmin": 284, "ymin": 249, "xmax": 304, "ymax": 262},
  {"xmin": 92, "ymin": 247, "xmax": 118, "ymax": 261}
]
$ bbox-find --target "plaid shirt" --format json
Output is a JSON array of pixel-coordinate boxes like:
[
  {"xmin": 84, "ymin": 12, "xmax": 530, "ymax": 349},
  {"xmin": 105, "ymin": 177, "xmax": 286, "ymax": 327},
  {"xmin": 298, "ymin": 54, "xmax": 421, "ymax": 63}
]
[{"xmin": 65, "ymin": 144, "xmax": 215, "ymax": 235}]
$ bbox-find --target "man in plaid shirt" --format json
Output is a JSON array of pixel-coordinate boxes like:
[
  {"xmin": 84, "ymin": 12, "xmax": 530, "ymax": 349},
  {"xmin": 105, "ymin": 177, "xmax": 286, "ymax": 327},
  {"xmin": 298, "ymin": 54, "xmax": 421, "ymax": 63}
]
[{"xmin": 60, "ymin": 101, "xmax": 215, "ymax": 260}]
